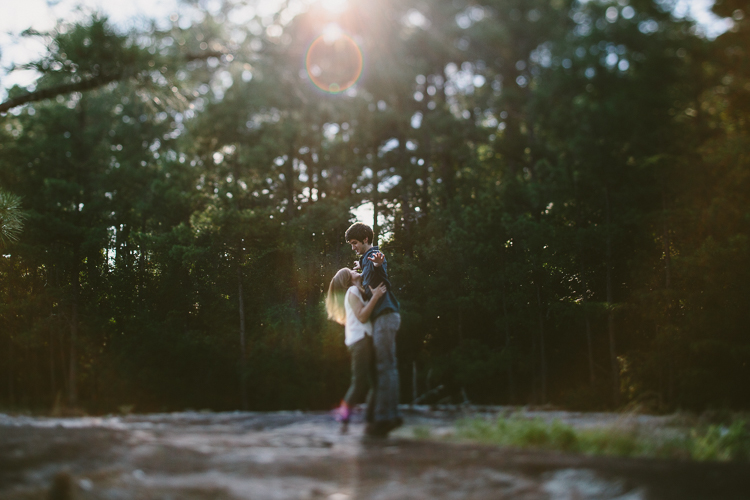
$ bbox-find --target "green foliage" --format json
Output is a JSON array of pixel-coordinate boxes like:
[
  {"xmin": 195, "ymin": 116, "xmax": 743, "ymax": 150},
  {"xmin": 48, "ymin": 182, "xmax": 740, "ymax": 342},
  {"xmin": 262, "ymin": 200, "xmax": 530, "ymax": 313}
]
[
  {"xmin": 1, "ymin": 0, "xmax": 749, "ymax": 413},
  {"xmin": 691, "ymin": 421, "xmax": 750, "ymax": 462},
  {"xmin": 0, "ymin": 190, "xmax": 24, "ymax": 246},
  {"xmin": 457, "ymin": 415, "xmax": 750, "ymax": 461},
  {"xmin": 458, "ymin": 415, "xmax": 579, "ymax": 452},
  {"xmin": 412, "ymin": 426, "xmax": 432, "ymax": 439}
]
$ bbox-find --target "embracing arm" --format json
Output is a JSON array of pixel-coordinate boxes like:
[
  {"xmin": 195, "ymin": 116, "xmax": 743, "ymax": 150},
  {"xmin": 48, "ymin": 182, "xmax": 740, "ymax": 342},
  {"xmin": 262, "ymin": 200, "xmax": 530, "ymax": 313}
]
[{"xmin": 348, "ymin": 284, "xmax": 387, "ymax": 323}]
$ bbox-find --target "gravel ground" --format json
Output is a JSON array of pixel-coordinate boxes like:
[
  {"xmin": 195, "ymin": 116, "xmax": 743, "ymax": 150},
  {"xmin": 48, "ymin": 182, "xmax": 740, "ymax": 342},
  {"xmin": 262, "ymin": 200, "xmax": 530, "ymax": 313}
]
[{"xmin": 0, "ymin": 407, "xmax": 747, "ymax": 500}]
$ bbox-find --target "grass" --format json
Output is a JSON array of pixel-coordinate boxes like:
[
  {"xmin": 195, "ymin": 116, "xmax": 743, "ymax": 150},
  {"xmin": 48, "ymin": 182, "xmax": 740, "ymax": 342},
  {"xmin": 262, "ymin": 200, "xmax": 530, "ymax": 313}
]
[
  {"xmin": 412, "ymin": 425, "xmax": 432, "ymax": 439},
  {"xmin": 448, "ymin": 414, "xmax": 750, "ymax": 462}
]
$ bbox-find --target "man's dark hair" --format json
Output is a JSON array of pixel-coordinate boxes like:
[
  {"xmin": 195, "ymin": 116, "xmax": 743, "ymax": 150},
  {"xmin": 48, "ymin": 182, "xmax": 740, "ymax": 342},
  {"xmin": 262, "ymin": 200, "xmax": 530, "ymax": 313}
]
[{"xmin": 345, "ymin": 222, "xmax": 373, "ymax": 244}]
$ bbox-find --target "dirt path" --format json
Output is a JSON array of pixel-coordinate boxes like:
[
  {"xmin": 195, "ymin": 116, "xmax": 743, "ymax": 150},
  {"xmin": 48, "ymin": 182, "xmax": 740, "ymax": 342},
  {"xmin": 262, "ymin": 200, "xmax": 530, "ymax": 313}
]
[{"xmin": 1, "ymin": 408, "xmax": 747, "ymax": 499}]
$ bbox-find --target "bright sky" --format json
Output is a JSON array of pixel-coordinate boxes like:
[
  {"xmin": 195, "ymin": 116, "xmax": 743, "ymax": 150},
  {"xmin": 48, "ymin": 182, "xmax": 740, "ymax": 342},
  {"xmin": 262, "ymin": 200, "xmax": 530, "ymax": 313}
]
[
  {"xmin": 0, "ymin": 0, "xmax": 732, "ymax": 100},
  {"xmin": 0, "ymin": 0, "xmax": 179, "ymax": 95},
  {"xmin": 0, "ymin": 0, "xmax": 297, "ymax": 98}
]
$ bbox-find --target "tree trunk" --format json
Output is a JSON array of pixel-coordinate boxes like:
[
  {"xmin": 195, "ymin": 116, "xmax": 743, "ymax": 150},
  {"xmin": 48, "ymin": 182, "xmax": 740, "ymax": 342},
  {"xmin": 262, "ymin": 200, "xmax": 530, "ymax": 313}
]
[
  {"xmin": 658, "ymin": 348, "xmax": 664, "ymax": 404},
  {"xmin": 662, "ymin": 193, "xmax": 671, "ymax": 289},
  {"xmin": 668, "ymin": 359, "xmax": 675, "ymax": 404},
  {"xmin": 237, "ymin": 265, "xmax": 248, "ymax": 411},
  {"xmin": 50, "ymin": 320, "xmax": 56, "ymax": 407},
  {"xmin": 395, "ymin": 133, "xmax": 413, "ymax": 255},
  {"xmin": 421, "ymin": 137, "xmax": 432, "ymax": 216},
  {"xmin": 69, "ymin": 299, "xmax": 78, "ymax": 407},
  {"xmin": 501, "ymin": 281, "xmax": 515, "ymax": 403},
  {"xmin": 116, "ymin": 224, "xmax": 131, "ymax": 271},
  {"xmin": 401, "ymin": 189, "xmax": 413, "ymax": 257},
  {"xmin": 605, "ymin": 185, "xmax": 619, "ymax": 407},
  {"xmin": 580, "ymin": 265, "xmax": 596, "ymax": 385},
  {"xmin": 458, "ymin": 308, "xmax": 463, "ymax": 342},
  {"xmin": 138, "ymin": 218, "xmax": 147, "ymax": 299},
  {"xmin": 585, "ymin": 314, "xmax": 595, "ymax": 386},
  {"xmin": 67, "ymin": 100, "xmax": 87, "ymax": 410},
  {"xmin": 32, "ymin": 346, "xmax": 40, "ymax": 409},
  {"xmin": 58, "ymin": 317, "xmax": 69, "ymax": 398},
  {"xmin": 536, "ymin": 282, "xmax": 547, "ymax": 404},
  {"xmin": 284, "ymin": 151, "xmax": 297, "ymax": 218},
  {"xmin": 372, "ymin": 197, "xmax": 379, "ymax": 246},
  {"xmin": 412, "ymin": 361, "xmax": 417, "ymax": 405},
  {"xmin": 530, "ymin": 309, "xmax": 538, "ymax": 405},
  {"xmin": 69, "ymin": 249, "xmax": 80, "ymax": 408},
  {"xmin": 662, "ymin": 192, "xmax": 673, "ymax": 405},
  {"xmin": 572, "ymin": 169, "xmax": 596, "ymax": 386},
  {"xmin": 305, "ymin": 155, "xmax": 316, "ymax": 203},
  {"xmin": 7, "ymin": 335, "xmax": 14, "ymax": 407},
  {"xmin": 6, "ymin": 254, "xmax": 15, "ymax": 407}
]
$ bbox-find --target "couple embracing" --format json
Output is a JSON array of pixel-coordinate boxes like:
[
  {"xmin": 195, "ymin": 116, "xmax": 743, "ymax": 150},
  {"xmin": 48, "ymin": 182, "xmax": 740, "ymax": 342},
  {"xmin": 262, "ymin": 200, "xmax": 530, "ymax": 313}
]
[{"xmin": 325, "ymin": 222, "xmax": 402, "ymax": 438}]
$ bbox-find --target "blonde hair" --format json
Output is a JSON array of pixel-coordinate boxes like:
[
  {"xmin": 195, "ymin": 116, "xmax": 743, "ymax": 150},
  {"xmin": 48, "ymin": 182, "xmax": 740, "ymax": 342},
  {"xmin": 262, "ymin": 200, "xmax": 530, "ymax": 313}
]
[{"xmin": 326, "ymin": 268, "xmax": 359, "ymax": 325}]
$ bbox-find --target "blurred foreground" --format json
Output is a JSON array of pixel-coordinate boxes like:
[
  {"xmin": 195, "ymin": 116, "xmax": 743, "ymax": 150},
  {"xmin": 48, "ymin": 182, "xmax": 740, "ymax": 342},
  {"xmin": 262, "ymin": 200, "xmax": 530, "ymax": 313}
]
[{"xmin": 1, "ymin": 407, "xmax": 749, "ymax": 500}]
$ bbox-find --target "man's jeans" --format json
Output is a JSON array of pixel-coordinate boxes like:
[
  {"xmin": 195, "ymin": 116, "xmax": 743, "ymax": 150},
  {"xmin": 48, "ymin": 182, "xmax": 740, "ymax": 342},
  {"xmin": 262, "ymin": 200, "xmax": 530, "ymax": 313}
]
[{"xmin": 372, "ymin": 312, "xmax": 401, "ymax": 422}]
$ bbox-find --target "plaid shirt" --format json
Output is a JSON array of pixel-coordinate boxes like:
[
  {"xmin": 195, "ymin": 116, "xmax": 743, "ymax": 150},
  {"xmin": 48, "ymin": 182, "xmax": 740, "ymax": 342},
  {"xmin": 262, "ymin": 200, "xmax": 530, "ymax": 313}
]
[{"xmin": 360, "ymin": 246, "xmax": 400, "ymax": 320}]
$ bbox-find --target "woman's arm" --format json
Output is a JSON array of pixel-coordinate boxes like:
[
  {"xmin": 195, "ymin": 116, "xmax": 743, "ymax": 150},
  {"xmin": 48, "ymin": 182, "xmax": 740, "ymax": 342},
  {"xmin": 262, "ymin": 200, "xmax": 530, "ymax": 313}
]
[{"xmin": 348, "ymin": 284, "xmax": 387, "ymax": 323}]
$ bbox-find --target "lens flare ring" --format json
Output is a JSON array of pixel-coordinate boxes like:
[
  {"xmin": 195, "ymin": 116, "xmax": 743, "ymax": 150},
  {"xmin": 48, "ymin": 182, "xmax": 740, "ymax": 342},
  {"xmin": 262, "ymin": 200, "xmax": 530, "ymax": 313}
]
[{"xmin": 305, "ymin": 30, "xmax": 363, "ymax": 94}]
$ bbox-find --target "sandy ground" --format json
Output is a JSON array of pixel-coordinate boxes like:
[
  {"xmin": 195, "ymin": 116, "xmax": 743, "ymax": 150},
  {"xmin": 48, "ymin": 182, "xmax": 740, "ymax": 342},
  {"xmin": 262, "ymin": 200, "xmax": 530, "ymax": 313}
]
[{"xmin": 1, "ymin": 406, "xmax": 748, "ymax": 500}]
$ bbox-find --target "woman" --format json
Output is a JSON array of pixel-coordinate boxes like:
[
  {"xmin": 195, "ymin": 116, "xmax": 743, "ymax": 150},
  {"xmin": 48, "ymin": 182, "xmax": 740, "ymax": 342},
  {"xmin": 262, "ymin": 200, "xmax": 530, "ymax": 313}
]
[{"xmin": 326, "ymin": 267, "xmax": 386, "ymax": 433}]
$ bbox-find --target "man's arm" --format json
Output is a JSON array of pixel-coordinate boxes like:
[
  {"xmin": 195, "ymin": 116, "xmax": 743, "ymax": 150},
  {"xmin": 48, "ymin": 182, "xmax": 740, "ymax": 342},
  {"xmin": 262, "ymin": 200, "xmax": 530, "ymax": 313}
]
[
  {"xmin": 361, "ymin": 251, "xmax": 389, "ymax": 301},
  {"xmin": 369, "ymin": 251, "xmax": 385, "ymax": 268},
  {"xmin": 360, "ymin": 257, "xmax": 376, "ymax": 301}
]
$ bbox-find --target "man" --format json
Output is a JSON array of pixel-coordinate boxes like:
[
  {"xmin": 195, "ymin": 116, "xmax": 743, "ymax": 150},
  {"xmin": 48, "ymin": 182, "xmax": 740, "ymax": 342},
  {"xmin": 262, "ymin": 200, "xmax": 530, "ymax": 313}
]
[{"xmin": 345, "ymin": 222, "xmax": 402, "ymax": 437}]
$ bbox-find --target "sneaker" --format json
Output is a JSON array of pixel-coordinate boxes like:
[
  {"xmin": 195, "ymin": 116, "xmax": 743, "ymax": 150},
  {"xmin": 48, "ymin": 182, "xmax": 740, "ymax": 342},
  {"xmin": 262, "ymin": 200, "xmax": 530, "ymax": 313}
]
[
  {"xmin": 364, "ymin": 421, "xmax": 389, "ymax": 438},
  {"xmin": 387, "ymin": 416, "xmax": 404, "ymax": 432},
  {"xmin": 335, "ymin": 402, "xmax": 351, "ymax": 424},
  {"xmin": 365, "ymin": 417, "xmax": 403, "ymax": 438}
]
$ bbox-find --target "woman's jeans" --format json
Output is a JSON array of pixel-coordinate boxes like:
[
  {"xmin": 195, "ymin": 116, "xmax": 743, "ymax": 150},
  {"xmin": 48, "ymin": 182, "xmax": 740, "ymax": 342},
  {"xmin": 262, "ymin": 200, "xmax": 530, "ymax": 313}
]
[{"xmin": 344, "ymin": 335, "xmax": 375, "ymax": 422}]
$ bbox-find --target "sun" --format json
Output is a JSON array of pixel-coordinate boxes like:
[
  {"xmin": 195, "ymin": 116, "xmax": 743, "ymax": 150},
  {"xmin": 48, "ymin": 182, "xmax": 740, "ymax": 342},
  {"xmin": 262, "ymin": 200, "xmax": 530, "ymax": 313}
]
[
  {"xmin": 320, "ymin": 0, "xmax": 348, "ymax": 13},
  {"xmin": 305, "ymin": 27, "xmax": 363, "ymax": 94},
  {"xmin": 322, "ymin": 23, "xmax": 343, "ymax": 42}
]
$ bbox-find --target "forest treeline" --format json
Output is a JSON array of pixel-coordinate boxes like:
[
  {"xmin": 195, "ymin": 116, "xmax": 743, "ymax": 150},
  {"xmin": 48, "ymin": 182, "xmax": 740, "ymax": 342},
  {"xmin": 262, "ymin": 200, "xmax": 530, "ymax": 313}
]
[{"xmin": 1, "ymin": 0, "xmax": 748, "ymax": 413}]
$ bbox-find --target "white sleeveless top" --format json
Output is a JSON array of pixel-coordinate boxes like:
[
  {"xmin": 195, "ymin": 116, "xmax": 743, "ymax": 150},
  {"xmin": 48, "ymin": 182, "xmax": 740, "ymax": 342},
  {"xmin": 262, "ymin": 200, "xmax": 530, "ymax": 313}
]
[{"xmin": 344, "ymin": 286, "xmax": 373, "ymax": 346}]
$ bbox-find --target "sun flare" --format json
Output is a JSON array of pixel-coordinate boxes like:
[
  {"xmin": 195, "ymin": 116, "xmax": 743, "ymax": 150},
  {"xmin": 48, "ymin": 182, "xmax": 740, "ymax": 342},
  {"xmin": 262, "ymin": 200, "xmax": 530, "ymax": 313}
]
[
  {"xmin": 320, "ymin": 0, "xmax": 348, "ymax": 13},
  {"xmin": 322, "ymin": 23, "xmax": 343, "ymax": 42},
  {"xmin": 305, "ymin": 27, "xmax": 363, "ymax": 94}
]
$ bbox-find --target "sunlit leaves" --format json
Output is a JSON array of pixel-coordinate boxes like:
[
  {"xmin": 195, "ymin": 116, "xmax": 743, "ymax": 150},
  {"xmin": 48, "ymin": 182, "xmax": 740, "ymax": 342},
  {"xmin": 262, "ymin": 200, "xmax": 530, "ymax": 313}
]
[{"xmin": 0, "ymin": 190, "xmax": 24, "ymax": 246}]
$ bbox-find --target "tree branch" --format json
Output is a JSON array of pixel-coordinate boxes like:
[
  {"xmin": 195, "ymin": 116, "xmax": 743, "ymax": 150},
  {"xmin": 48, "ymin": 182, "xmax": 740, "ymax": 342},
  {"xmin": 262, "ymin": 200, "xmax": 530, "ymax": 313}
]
[
  {"xmin": 0, "ymin": 50, "xmax": 228, "ymax": 114},
  {"xmin": 0, "ymin": 72, "xmax": 122, "ymax": 114}
]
